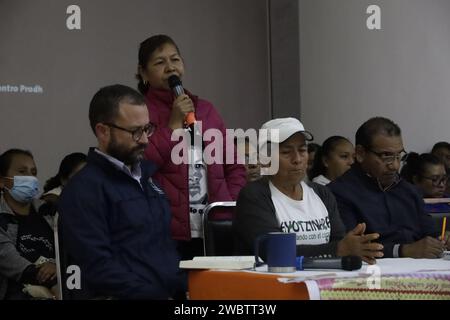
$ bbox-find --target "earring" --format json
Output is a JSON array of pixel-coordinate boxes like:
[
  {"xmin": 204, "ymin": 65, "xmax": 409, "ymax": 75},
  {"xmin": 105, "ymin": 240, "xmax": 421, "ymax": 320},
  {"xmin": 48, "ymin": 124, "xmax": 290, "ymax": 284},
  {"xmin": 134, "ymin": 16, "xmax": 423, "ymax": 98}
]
[{"xmin": 143, "ymin": 79, "xmax": 148, "ymax": 85}]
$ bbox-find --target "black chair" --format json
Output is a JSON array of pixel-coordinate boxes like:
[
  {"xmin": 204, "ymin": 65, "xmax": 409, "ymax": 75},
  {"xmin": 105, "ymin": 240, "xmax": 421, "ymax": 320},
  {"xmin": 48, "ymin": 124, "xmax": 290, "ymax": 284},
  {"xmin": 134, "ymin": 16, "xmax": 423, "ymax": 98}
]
[
  {"xmin": 53, "ymin": 213, "xmax": 65, "ymax": 300},
  {"xmin": 202, "ymin": 201, "xmax": 236, "ymax": 256},
  {"xmin": 54, "ymin": 213, "xmax": 92, "ymax": 300}
]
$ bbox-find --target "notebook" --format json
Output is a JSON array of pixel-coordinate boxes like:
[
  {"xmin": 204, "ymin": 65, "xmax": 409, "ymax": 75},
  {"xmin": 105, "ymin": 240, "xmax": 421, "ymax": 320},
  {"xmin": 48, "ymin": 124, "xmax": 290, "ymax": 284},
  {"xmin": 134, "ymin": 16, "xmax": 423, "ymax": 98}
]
[{"xmin": 179, "ymin": 256, "xmax": 255, "ymax": 270}]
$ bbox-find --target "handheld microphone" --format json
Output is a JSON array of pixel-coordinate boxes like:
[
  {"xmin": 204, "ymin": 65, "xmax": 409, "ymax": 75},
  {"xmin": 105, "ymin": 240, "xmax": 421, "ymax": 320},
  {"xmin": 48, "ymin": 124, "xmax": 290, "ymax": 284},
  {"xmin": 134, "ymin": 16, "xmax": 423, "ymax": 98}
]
[
  {"xmin": 296, "ymin": 256, "xmax": 362, "ymax": 271},
  {"xmin": 168, "ymin": 75, "xmax": 196, "ymax": 126}
]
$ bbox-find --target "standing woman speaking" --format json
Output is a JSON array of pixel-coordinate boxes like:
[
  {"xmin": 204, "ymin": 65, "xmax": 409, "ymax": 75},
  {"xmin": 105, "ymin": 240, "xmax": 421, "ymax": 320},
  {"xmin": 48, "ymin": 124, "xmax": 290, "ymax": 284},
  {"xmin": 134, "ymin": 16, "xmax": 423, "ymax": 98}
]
[{"xmin": 136, "ymin": 35, "xmax": 246, "ymax": 259}]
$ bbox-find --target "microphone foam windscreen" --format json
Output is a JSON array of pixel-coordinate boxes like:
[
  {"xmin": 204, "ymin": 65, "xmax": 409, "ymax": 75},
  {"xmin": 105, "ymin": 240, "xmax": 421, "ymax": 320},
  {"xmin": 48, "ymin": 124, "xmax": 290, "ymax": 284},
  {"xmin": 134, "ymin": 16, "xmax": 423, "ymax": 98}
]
[
  {"xmin": 341, "ymin": 255, "xmax": 362, "ymax": 271},
  {"xmin": 168, "ymin": 75, "xmax": 182, "ymax": 89}
]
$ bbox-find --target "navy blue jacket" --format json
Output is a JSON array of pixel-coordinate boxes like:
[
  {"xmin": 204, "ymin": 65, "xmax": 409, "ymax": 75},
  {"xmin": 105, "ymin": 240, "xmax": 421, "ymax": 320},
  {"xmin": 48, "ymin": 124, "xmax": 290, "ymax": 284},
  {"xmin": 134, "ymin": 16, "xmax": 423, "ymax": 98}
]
[
  {"xmin": 328, "ymin": 165, "xmax": 438, "ymax": 258},
  {"xmin": 58, "ymin": 148, "xmax": 186, "ymax": 299}
]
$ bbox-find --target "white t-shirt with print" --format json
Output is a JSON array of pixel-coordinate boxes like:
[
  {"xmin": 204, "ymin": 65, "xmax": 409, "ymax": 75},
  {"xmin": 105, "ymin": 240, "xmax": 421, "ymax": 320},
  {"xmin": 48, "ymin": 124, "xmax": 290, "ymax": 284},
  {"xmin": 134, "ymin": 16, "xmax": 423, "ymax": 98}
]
[
  {"xmin": 189, "ymin": 145, "xmax": 208, "ymax": 238},
  {"xmin": 269, "ymin": 181, "xmax": 330, "ymax": 245}
]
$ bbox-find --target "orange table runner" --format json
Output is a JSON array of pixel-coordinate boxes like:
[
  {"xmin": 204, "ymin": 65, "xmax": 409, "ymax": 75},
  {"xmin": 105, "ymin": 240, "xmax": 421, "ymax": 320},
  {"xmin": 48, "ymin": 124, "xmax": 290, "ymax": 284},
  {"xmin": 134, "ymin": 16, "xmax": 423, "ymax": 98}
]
[{"xmin": 188, "ymin": 270, "xmax": 310, "ymax": 300}]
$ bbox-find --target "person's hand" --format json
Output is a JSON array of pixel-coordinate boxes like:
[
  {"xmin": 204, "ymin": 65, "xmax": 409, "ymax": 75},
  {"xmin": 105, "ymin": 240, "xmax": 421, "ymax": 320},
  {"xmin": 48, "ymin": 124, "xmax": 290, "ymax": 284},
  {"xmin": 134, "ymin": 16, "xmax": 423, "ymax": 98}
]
[
  {"xmin": 401, "ymin": 236, "xmax": 445, "ymax": 258},
  {"xmin": 337, "ymin": 223, "xmax": 384, "ymax": 265},
  {"xmin": 169, "ymin": 94, "xmax": 195, "ymax": 130},
  {"xmin": 439, "ymin": 231, "xmax": 450, "ymax": 250},
  {"xmin": 50, "ymin": 284, "xmax": 60, "ymax": 300},
  {"xmin": 36, "ymin": 262, "xmax": 57, "ymax": 284}
]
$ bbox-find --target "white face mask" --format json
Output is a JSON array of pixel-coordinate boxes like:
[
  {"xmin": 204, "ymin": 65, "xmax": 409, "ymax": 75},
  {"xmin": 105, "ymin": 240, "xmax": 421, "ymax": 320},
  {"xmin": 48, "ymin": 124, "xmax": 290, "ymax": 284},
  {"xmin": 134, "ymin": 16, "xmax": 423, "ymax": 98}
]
[{"xmin": 4, "ymin": 176, "xmax": 40, "ymax": 203}]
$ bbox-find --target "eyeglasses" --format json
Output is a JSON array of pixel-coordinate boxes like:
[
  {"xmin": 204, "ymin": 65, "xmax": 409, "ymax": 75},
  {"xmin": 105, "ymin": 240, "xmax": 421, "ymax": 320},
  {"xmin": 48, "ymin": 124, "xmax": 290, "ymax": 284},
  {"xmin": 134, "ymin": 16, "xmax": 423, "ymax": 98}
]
[
  {"xmin": 420, "ymin": 174, "xmax": 449, "ymax": 186},
  {"xmin": 367, "ymin": 148, "xmax": 408, "ymax": 165},
  {"xmin": 104, "ymin": 122, "xmax": 156, "ymax": 142}
]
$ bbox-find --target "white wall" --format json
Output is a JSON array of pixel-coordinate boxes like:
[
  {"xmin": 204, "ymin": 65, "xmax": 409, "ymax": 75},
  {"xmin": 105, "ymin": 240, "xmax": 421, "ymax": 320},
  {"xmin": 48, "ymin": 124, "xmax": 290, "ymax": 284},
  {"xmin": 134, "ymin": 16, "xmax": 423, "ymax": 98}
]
[
  {"xmin": 0, "ymin": 0, "xmax": 270, "ymax": 182},
  {"xmin": 269, "ymin": 0, "xmax": 300, "ymax": 118},
  {"xmin": 299, "ymin": 0, "xmax": 450, "ymax": 150},
  {"xmin": 4, "ymin": 0, "xmax": 450, "ymax": 183}
]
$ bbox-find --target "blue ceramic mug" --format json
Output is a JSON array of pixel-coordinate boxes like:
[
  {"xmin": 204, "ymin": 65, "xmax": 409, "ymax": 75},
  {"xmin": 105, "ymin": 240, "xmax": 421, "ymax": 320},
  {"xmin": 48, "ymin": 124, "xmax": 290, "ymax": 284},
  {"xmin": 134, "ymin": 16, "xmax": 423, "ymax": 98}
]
[{"xmin": 254, "ymin": 232, "xmax": 296, "ymax": 273}]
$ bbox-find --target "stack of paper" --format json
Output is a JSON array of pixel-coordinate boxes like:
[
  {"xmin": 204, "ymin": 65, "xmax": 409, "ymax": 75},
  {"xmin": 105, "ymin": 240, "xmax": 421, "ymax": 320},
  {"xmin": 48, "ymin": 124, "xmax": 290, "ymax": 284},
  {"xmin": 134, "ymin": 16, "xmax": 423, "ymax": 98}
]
[
  {"xmin": 424, "ymin": 198, "xmax": 450, "ymax": 204},
  {"xmin": 179, "ymin": 256, "xmax": 255, "ymax": 270}
]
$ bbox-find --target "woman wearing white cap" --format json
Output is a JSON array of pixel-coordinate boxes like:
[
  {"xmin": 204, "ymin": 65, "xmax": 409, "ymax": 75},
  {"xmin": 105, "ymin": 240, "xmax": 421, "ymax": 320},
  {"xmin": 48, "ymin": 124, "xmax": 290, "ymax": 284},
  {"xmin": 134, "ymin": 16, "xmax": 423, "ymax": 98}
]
[{"xmin": 233, "ymin": 118, "xmax": 384, "ymax": 264}]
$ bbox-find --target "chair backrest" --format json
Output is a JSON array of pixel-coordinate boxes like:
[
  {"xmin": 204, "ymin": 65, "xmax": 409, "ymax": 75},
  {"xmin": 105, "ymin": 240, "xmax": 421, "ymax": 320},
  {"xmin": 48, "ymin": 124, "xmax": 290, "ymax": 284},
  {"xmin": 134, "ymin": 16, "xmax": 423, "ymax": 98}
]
[
  {"xmin": 53, "ymin": 213, "xmax": 64, "ymax": 300},
  {"xmin": 54, "ymin": 213, "xmax": 91, "ymax": 300},
  {"xmin": 202, "ymin": 201, "xmax": 236, "ymax": 256}
]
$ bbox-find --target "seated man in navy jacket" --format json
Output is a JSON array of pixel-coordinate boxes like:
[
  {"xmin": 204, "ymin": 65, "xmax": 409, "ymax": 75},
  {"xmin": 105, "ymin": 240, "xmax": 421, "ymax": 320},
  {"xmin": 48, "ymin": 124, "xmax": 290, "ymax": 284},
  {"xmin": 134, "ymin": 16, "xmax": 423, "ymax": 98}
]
[
  {"xmin": 58, "ymin": 84, "xmax": 186, "ymax": 299},
  {"xmin": 329, "ymin": 117, "xmax": 448, "ymax": 259}
]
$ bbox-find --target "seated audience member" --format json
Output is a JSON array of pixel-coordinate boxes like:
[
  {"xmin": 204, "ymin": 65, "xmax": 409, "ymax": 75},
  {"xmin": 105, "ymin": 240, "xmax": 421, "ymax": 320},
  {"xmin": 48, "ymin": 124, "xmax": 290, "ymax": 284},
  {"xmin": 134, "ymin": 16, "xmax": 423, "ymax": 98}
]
[
  {"xmin": 234, "ymin": 118, "xmax": 383, "ymax": 264},
  {"xmin": 431, "ymin": 141, "xmax": 450, "ymax": 195},
  {"xmin": 309, "ymin": 136, "xmax": 354, "ymax": 185},
  {"xmin": 431, "ymin": 141, "xmax": 450, "ymax": 171},
  {"xmin": 58, "ymin": 84, "xmax": 186, "ymax": 299},
  {"xmin": 401, "ymin": 152, "xmax": 450, "ymax": 213},
  {"xmin": 41, "ymin": 152, "xmax": 87, "ymax": 204},
  {"xmin": 235, "ymin": 137, "xmax": 261, "ymax": 183},
  {"xmin": 306, "ymin": 143, "xmax": 320, "ymax": 181},
  {"xmin": 401, "ymin": 152, "xmax": 447, "ymax": 198},
  {"xmin": 0, "ymin": 149, "xmax": 57, "ymax": 299},
  {"xmin": 329, "ymin": 117, "xmax": 449, "ymax": 258}
]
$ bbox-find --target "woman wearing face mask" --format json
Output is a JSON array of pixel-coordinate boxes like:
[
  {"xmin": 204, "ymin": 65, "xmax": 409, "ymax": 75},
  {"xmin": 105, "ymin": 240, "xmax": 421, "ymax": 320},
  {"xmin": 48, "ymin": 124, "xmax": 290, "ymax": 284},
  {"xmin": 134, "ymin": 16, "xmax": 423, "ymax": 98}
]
[
  {"xmin": 136, "ymin": 35, "xmax": 246, "ymax": 259},
  {"xmin": 0, "ymin": 149, "xmax": 57, "ymax": 299}
]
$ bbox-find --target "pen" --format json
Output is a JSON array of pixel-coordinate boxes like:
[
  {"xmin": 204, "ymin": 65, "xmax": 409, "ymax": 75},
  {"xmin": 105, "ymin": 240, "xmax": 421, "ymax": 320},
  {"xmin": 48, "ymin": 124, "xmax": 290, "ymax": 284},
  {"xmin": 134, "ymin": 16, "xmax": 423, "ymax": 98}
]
[{"xmin": 441, "ymin": 217, "xmax": 447, "ymax": 241}]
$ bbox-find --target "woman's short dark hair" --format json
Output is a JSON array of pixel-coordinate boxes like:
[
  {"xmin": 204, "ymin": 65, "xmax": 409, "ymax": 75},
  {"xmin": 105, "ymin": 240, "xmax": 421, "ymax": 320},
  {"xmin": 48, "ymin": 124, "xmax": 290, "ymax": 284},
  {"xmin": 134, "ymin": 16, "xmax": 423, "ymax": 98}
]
[
  {"xmin": 136, "ymin": 34, "xmax": 180, "ymax": 94},
  {"xmin": 355, "ymin": 117, "xmax": 401, "ymax": 149},
  {"xmin": 89, "ymin": 84, "xmax": 146, "ymax": 135},
  {"xmin": 43, "ymin": 152, "xmax": 87, "ymax": 192},
  {"xmin": 431, "ymin": 141, "xmax": 450, "ymax": 153},
  {"xmin": 309, "ymin": 136, "xmax": 351, "ymax": 180},
  {"xmin": 0, "ymin": 149, "xmax": 34, "ymax": 177},
  {"xmin": 400, "ymin": 152, "xmax": 444, "ymax": 183}
]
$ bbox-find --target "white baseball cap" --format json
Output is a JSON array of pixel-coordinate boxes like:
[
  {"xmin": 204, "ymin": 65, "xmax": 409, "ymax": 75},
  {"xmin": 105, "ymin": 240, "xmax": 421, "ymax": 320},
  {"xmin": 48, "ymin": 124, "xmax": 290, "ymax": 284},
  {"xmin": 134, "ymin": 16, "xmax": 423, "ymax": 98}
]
[{"xmin": 260, "ymin": 117, "xmax": 313, "ymax": 143}]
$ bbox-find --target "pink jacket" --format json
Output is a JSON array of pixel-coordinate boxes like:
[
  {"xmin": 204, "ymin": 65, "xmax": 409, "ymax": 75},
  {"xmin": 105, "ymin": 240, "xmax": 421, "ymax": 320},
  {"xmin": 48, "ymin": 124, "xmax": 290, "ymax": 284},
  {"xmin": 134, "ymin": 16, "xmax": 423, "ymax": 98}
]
[{"xmin": 144, "ymin": 88, "xmax": 246, "ymax": 241}]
